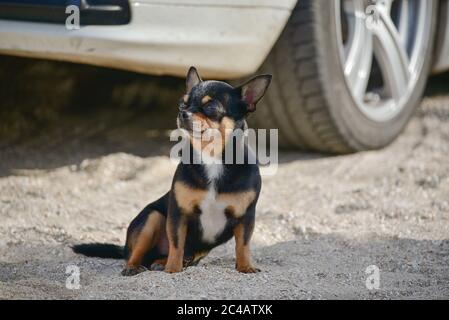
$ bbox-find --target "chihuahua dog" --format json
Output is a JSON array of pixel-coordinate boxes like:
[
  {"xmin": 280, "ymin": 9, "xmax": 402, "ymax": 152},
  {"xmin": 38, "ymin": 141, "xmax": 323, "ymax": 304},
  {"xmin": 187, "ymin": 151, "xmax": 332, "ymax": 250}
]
[{"xmin": 73, "ymin": 67, "xmax": 272, "ymax": 275}]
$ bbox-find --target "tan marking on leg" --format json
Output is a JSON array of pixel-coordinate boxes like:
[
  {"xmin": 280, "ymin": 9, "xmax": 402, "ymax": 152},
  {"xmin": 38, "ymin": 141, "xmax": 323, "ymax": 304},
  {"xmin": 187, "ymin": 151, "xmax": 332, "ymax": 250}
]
[
  {"xmin": 173, "ymin": 181, "xmax": 206, "ymax": 214},
  {"xmin": 183, "ymin": 94, "xmax": 189, "ymax": 103},
  {"xmin": 234, "ymin": 223, "xmax": 259, "ymax": 273},
  {"xmin": 126, "ymin": 211, "xmax": 165, "ymax": 268},
  {"xmin": 218, "ymin": 191, "xmax": 256, "ymax": 218},
  {"xmin": 165, "ymin": 215, "xmax": 187, "ymax": 273}
]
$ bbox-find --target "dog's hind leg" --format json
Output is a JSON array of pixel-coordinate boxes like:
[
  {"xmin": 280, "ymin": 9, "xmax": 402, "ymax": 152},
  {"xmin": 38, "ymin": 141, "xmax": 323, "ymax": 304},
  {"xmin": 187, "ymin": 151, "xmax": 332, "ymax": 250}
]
[
  {"xmin": 121, "ymin": 193, "xmax": 169, "ymax": 276},
  {"xmin": 122, "ymin": 210, "xmax": 166, "ymax": 276}
]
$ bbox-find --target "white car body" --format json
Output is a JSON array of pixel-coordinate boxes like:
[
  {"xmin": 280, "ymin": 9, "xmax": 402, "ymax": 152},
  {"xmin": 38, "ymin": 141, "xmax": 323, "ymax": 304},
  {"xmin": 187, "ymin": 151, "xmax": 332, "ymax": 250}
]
[
  {"xmin": 0, "ymin": 0, "xmax": 296, "ymax": 78},
  {"xmin": 0, "ymin": 0, "xmax": 448, "ymax": 78}
]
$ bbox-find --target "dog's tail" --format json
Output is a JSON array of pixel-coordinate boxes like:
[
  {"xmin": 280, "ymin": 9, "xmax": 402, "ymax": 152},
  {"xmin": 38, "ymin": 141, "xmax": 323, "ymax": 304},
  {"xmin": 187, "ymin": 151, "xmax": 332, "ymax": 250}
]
[{"xmin": 72, "ymin": 243, "xmax": 124, "ymax": 259}]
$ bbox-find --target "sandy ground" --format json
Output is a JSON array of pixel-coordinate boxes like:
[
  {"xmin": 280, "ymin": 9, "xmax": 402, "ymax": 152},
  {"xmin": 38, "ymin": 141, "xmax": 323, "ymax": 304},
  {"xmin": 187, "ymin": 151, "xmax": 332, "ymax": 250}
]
[{"xmin": 0, "ymin": 63, "xmax": 449, "ymax": 299}]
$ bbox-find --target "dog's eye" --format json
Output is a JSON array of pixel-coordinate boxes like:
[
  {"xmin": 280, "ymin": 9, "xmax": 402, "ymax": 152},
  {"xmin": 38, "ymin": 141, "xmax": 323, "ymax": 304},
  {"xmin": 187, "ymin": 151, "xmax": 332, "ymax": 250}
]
[{"xmin": 202, "ymin": 101, "xmax": 217, "ymax": 116}]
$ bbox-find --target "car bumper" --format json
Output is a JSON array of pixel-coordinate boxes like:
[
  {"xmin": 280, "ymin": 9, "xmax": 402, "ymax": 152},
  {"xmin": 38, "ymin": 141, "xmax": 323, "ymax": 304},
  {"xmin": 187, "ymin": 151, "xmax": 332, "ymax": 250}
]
[{"xmin": 0, "ymin": 0, "xmax": 296, "ymax": 78}]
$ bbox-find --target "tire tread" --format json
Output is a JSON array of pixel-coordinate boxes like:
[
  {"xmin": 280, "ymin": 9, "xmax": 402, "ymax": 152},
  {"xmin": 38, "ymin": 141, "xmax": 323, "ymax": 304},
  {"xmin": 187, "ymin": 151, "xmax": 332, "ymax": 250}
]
[{"xmin": 252, "ymin": 0, "xmax": 351, "ymax": 152}]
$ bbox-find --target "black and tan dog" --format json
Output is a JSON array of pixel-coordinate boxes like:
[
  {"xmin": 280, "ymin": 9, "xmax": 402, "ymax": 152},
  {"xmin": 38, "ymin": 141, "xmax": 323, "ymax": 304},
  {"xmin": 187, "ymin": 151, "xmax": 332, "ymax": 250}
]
[{"xmin": 73, "ymin": 67, "xmax": 272, "ymax": 275}]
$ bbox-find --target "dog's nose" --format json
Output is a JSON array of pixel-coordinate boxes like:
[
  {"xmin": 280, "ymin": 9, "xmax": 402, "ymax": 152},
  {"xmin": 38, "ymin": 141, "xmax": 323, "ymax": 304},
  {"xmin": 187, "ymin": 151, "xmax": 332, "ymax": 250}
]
[{"xmin": 180, "ymin": 110, "xmax": 189, "ymax": 119}]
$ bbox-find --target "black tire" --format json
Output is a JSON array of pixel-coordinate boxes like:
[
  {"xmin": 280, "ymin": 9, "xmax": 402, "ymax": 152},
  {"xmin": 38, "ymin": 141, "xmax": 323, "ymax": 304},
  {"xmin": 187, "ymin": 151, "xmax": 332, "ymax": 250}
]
[{"xmin": 251, "ymin": 0, "xmax": 438, "ymax": 153}]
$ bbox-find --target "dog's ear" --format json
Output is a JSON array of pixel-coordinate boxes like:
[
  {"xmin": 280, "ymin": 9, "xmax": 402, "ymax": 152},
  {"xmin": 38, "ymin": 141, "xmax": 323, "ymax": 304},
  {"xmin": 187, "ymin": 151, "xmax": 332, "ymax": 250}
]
[
  {"xmin": 237, "ymin": 74, "xmax": 272, "ymax": 112},
  {"xmin": 186, "ymin": 66, "xmax": 202, "ymax": 93}
]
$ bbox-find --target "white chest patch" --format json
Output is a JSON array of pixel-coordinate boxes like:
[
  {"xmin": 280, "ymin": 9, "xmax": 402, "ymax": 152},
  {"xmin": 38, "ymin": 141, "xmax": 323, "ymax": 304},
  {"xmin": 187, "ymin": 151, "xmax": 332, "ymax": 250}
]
[
  {"xmin": 201, "ymin": 152, "xmax": 224, "ymax": 182},
  {"xmin": 199, "ymin": 187, "xmax": 227, "ymax": 243},
  {"xmin": 204, "ymin": 163, "xmax": 223, "ymax": 181}
]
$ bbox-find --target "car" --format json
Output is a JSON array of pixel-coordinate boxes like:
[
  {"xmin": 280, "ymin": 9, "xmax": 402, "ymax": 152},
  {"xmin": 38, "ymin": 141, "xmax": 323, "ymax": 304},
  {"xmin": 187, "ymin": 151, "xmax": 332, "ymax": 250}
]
[{"xmin": 1, "ymin": 0, "xmax": 448, "ymax": 153}]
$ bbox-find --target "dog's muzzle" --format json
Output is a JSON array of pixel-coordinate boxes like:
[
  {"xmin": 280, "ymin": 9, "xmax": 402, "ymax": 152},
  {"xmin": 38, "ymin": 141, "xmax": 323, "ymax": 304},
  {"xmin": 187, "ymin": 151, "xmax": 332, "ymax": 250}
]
[{"xmin": 178, "ymin": 111, "xmax": 192, "ymax": 131}]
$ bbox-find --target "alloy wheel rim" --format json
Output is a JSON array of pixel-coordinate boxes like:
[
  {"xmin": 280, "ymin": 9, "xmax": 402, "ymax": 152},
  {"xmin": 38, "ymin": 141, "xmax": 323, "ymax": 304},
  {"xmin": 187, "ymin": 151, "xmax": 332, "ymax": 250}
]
[{"xmin": 335, "ymin": 0, "xmax": 433, "ymax": 122}]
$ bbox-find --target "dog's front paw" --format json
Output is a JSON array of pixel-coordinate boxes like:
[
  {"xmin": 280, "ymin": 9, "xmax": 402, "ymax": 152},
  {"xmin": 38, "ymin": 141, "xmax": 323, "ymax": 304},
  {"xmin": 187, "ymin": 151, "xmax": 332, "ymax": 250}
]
[
  {"xmin": 121, "ymin": 265, "xmax": 147, "ymax": 276},
  {"xmin": 236, "ymin": 265, "xmax": 261, "ymax": 274},
  {"xmin": 164, "ymin": 265, "xmax": 183, "ymax": 274}
]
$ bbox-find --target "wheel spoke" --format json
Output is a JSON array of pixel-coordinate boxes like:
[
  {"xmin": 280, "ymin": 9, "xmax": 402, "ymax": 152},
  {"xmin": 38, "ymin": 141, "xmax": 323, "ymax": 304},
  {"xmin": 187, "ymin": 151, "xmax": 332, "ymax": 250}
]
[
  {"xmin": 397, "ymin": 0, "xmax": 410, "ymax": 46},
  {"xmin": 372, "ymin": 7, "xmax": 411, "ymax": 101},
  {"xmin": 345, "ymin": 30, "xmax": 373, "ymax": 101},
  {"xmin": 343, "ymin": 0, "xmax": 374, "ymax": 101},
  {"xmin": 379, "ymin": 0, "xmax": 394, "ymax": 13},
  {"xmin": 336, "ymin": 0, "xmax": 433, "ymax": 122}
]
